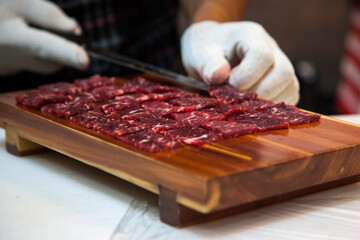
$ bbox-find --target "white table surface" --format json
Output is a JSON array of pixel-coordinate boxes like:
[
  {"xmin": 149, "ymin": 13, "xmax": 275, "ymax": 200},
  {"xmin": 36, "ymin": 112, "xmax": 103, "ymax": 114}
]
[{"xmin": 1, "ymin": 115, "xmax": 360, "ymax": 240}]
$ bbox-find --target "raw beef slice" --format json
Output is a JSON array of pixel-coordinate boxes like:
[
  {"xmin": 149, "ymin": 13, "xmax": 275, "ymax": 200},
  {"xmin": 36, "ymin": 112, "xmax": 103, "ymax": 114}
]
[
  {"xmin": 265, "ymin": 103, "xmax": 321, "ymax": 125},
  {"xmin": 142, "ymin": 100, "xmax": 193, "ymax": 116},
  {"xmin": 38, "ymin": 82, "xmax": 81, "ymax": 94},
  {"xmin": 118, "ymin": 129, "xmax": 181, "ymax": 153},
  {"xmin": 94, "ymin": 100, "xmax": 139, "ymax": 114},
  {"xmin": 239, "ymin": 98, "xmax": 276, "ymax": 111},
  {"xmin": 74, "ymin": 74, "xmax": 115, "ymax": 91},
  {"xmin": 171, "ymin": 111, "xmax": 224, "ymax": 127},
  {"xmin": 92, "ymin": 85, "xmax": 125, "ymax": 99},
  {"xmin": 41, "ymin": 102, "xmax": 92, "ymax": 118},
  {"xmin": 68, "ymin": 92, "xmax": 98, "ymax": 104},
  {"xmin": 168, "ymin": 97, "xmax": 219, "ymax": 110},
  {"xmin": 208, "ymin": 84, "xmax": 257, "ymax": 104},
  {"xmin": 69, "ymin": 111, "xmax": 106, "ymax": 129},
  {"xmin": 16, "ymin": 90, "xmax": 70, "ymax": 109},
  {"xmin": 127, "ymin": 114, "xmax": 180, "ymax": 132},
  {"xmin": 227, "ymin": 111, "xmax": 289, "ymax": 132},
  {"xmin": 122, "ymin": 77, "xmax": 179, "ymax": 93},
  {"xmin": 163, "ymin": 125, "xmax": 222, "ymax": 146},
  {"xmin": 93, "ymin": 116, "xmax": 145, "ymax": 138},
  {"xmin": 201, "ymin": 121, "xmax": 257, "ymax": 138}
]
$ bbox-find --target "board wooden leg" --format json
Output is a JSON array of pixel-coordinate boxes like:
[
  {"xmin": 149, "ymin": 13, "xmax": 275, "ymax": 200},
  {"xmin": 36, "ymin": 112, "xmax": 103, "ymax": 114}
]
[
  {"xmin": 159, "ymin": 174, "xmax": 360, "ymax": 227},
  {"xmin": 5, "ymin": 123, "xmax": 45, "ymax": 156},
  {"xmin": 158, "ymin": 186, "xmax": 241, "ymax": 227}
]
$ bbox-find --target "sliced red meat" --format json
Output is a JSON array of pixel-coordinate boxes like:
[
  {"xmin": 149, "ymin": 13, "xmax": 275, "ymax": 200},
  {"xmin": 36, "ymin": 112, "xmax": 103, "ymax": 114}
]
[
  {"xmin": 111, "ymin": 107, "xmax": 150, "ymax": 120},
  {"xmin": 201, "ymin": 121, "xmax": 257, "ymax": 138},
  {"xmin": 16, "ymin": 90, "xmax": 70, "ymax": 109},
  {"xmin": 227, "ymin": 111, "xmax": 289, "ymax": 132},
  {"xmin": 115, "ymin": 93, "xmax": 151, "ymax": 102},
  {"xmin": 171, "ymin": 111, "xmax": 224, "ymax": 127},
  {"xmin": 239, "ymin": 98, "xmax": 275, "ymax": 111},
  {"xmin": 93, "ymin": 115, "xmax": 145, "ymax": 138},
  {"xmin": 201, "ymin": 103, "xmax": 246, "ymax": 115},
  {"xmin": 128, "ymin": 115, "xmax": 180, "ymax": 132},
  {"xmin": 208, "ymin": 84, "xmax": 257, "ymax": 104},
  {"xmin": 162, "ymin": 125, "xmax": 222, "ymax": 146},
  {"xmin": 122, "ymin": 77, "xmax": 180, "ymax": 93},
  {"xmin": 265, "ymin": 103, "xmax": 321, "ymax": 125},
  {"xmin": 118, "ymin": 129, "xmax": 181, "ymax": 153},
  {"xmin": 142, "ymin": 100, "xmax": 194, "ymax": 116},
  {"xmin": 93, "ymin": 100, "xmax": 139, "ymax": 114},
  {"xmin": 69, "ymin": 111, "xmax": 106, "ymax": 128},
  {"xmin": 68, "ymin": 92, "xmax": 98, "ymax": 104},
  {"xmin": 147, "ymin": 90, "xmax": 198, "ymax": 101},
  {"xmin": 41, "ymin": 102, "xmax": 92, "ymax": 118},
  {"xmin": 168, "ymin": 97, "xmax": 219, "ymax": 110},
  {"xmin": 38, "ymin": 82, "xmax": 81, "ymax": 94},
  {"xmin": 92, "ymin": 85, "xmax": 125, "ymax": 99},
  {"xmin": 74, "ymin": 74, "xmax": 115, "ymax": 91}
]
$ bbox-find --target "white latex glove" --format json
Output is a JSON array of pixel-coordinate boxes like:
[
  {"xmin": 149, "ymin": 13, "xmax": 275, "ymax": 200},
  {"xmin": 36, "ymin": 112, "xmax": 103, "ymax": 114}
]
[
  {"xmin": 181, "ymin": 21, "xmax": 300, "ymax": 105},
  {"xmin": 0, "ymin": 0, "xmax": 89, "ymax": 75}
]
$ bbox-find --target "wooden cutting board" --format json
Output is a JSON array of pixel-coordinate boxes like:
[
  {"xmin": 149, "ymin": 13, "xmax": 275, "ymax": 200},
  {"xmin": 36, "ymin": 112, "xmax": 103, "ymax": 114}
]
[{"xmin": 1, "ymin": 77, "xmax": 360, "ymax": 227}]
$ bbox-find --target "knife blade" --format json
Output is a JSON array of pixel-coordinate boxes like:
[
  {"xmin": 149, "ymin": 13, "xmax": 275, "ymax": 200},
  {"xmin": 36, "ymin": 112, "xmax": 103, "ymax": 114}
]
[
  {"xmin": 34, "ymin": 26, "xmax": 207, "ymax": 91},
  {"xmin": 86, "ymin": 48, "xmax": 207, "ymax": 91}
]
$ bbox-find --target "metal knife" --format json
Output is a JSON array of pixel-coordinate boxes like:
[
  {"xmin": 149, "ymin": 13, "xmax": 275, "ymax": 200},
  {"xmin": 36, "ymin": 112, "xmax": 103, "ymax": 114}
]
[{"xmin": 37, "ymin": 27, "xmax": 208, "ymax": 91}]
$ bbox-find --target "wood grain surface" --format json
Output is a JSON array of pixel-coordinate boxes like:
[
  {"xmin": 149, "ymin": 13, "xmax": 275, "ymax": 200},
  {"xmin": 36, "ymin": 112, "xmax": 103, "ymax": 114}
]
[{"xmin": 1, "ymin": 77, "xmax": 360, "ymax": 226}]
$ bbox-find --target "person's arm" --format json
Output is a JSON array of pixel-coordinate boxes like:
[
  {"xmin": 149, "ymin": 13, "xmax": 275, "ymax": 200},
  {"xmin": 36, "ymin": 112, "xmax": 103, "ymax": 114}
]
[{"xmin": 181, "ymin": 0, "xmax": 247, "ymax": 23}]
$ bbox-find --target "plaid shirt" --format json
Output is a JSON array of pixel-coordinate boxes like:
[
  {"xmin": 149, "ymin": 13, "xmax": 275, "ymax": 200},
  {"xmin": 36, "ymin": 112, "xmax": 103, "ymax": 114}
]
[{"xmin": 1, "ymin": 0, "xmax": 180, "ymax": 92}]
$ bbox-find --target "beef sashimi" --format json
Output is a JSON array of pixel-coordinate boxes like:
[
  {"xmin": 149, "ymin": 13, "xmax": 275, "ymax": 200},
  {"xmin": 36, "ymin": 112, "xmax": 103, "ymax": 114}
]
[
  {"xmin": 74, "ymin": 75, "xmax": 115, "ymax": 91},
  {"xmin": 239, "ymin": 98, "xmax": 276, "ymax": 111},
  {"xmin": 115, "ymin": 93, "xmax": 151, "ymax": 102},
  {"xmin": 111, "ymin": 107, "xmax": 150, "ymax": 120},
  {"xmin": 208, "ymin": 84, "xmax": 257, "ymax": 104},
  {"xmin": 265, "ymin": 104, "xmax": 321, "ymax": 125},
  {"xmin": 122, "ymin": 77, "xmax": 179, "ymax": 93},
  {"xmin": 16, "ymin": 90, "xmax": 70, "ymax": 109},
  {"xmin": 15, "ymin": 74, "xmax": 322, "ymax": 153},
  {"xmin": 201, "ymin": 103, "xmax": 246, "ymax": 115},
  {"xmin": 93, "ymin": 116, "xmax": 145, "ymax": 138},
  {"xmin": 168, "ymin": 97, "xmax": 218, "ymax": 110},
  {"xmin": 163, "ymin": 125, "xmax": 222, "ymax": 146},
  {"xmin": 142, "ymin": 100, "xmax": 194, "ymax": 116},
  {"xmin": 92, "ymin": 85, "xmax": 125, "ymax": 99},
  {"xmin": 171, "ymin": 111, "xmax": 224, "ymax": 127},
  {"xmin": 201, "ymin": 121, "xmax": 257, "ymax": 138},
  {"xmin": 69, "ymin": 111, "xmax": 106, "ymax": 129},
  {"xmin": 38, "ymin": 82, "xmax": 81, "ymax": 94},
  {"xmin": 118, "ymin": 129, "xmax": 181, "ymax": 153},
  {"xmin": 93, "ymin": 100, "xmax": 139, "ymax": 114},
  {"xmin": 227, "ymin": 111, "xmax": 289, "ymax": 132},
  {"xmin": 147, "ymin": 91, "xmax": 198, "ymax": 101},
  {"xmin": 68, "ymin": 92, "xmax": 98, "ymax": 104},
  {"xmin": 41, "ymin": 102, "xmax": 92, "ymax": 118},
  {"xmin": 127, "ymin": 114, "xmax": 180, "ymax": 132}
]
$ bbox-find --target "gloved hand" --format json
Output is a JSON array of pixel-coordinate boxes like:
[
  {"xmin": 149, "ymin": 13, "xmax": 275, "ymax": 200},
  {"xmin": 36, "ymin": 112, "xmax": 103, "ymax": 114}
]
[
  {"xmin": 0, "ymin": 0, "xmax": 89, "ymax": 75},
  {"xmin": 181, "ymin": 21, "xmax": 300, "ymax": 105}
]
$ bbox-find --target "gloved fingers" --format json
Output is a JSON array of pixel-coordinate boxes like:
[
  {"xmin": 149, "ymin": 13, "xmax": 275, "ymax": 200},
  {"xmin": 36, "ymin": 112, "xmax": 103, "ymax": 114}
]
[
  {"xmin": 229, "ymin": 39, "xmax": 274, "ymax": 90},
  {"xmin": 182, "ymin": 44, "xmax": 231, "ymax": 85},
  {"xmin": 248, "ymin": 48, "xmax": 296, "ymax": 100},
  {"xmin": 19, "ymin": 0, "xmax": 81, "ymax": 35},
  {"xmin": 23, "ymin": 26, "xmax": 89, "ymax": 70},
  {"xmin": 23, "ymin": 58, "xmax": 63, "ymax": 74},
  {"xmin": 271, "ymin": 78, "xmax": 300, "ymax": 105}
]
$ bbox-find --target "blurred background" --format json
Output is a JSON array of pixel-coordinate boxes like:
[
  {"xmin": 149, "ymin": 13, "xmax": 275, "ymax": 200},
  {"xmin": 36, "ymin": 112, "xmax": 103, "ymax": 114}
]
[{"xmin": 244, "ymin": 0, "xmax": 351, "ymax": 115}]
